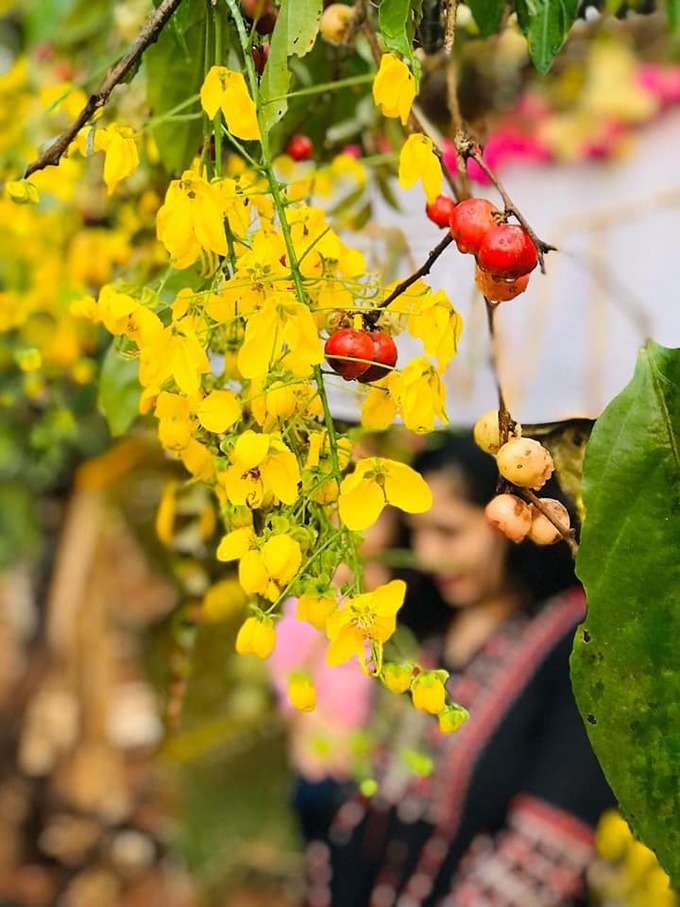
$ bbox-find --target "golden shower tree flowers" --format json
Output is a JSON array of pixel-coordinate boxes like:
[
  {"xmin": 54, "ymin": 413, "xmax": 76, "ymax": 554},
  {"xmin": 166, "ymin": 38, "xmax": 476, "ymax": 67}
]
[
  {"xmin": 390, "ymin": 284, "xmax": 464, "ymax": 370},
  {"xmin": 235, "ymin": 614, "xmax": 277, "ymax": 659},
  {"xmin": 220, "ymin": 429, "xmax": 300, "ymax": 508},
  {"xmin": 372, "ymin": 52, "xmax": 416, "ymax": 125},
  {"xmin": 326, "ymin": 579, "xmax": 406, "ymax": 667},
  {"xmin": 398, "ymin": 134, "xmax": 443, "ymax": 203},
  {"xmin": 217, "ymin": 528, "xmax": 302, "ymax": 601},
  {"xmin": 237, "ymin": 292, "xmax": 324, "ymax": 379},
  {"xmin": 75, "ymin": 124, "xmax": 139, "ymax": 195},
  {"xmin": 438, "ymin": 704, "xmax": 470, "ymax": 734},
  {"xmin": 338, "ymin": 456, "xmax": 432, "ymax": 531},
  {"xmin": 200, "ymin": 66, "xmax": 261, "ymax": 141},
  {"xmin": 156, "ymin": 170, "xmax": 228, "ymax": 268},
  {"xmin": 196, "ymin": 388, "xmax": 241, "ymax": 434},
  {"xmin": 296, "ymin": 593, "xmax": 337, "ymax": 631}
]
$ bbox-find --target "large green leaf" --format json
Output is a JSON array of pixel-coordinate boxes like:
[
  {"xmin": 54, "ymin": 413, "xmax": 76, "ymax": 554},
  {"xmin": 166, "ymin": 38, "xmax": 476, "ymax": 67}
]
[
  {"xmin": 515, "ymin": 0, "xmax": 579, "ymax": 74},
  {"xmin": 667, "ymin": 0, "xmax": 680, "ymax": 31},
  {"xmin": 145, "ymin": 2, "xmax": 207, "ymax": 173},
  {"xmin": 98, "ymin": 343, "xmax": 141, "ymax": 438},
  {"xmin": 468, "ymin": 0, "xmax": 506, "ymax": 37},
  {"xmin": 259, "ymin": 0, "xmax": 323, "ymax": 133},
  {"xmin": 571, "ymin": 341, "xmax": 680, "ymax": 885},
  {"xmin": 379, "ymin": 0, "xmax": 412, "ymax": 56}
]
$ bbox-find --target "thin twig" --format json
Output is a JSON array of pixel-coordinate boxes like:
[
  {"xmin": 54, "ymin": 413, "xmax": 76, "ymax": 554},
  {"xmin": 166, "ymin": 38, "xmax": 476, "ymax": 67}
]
[
  {"xmin": 484, "ymin": 299, "xmax": 515, "ymax": 445},
  {"xmin": 455, "ymin": 135, "xmax": 556, "ymax": 273},
  {"xmin": 24, "ymin": 0, "xmax": 184, "ymax": 178},
  {"xmin": 364, "ymin": 233, "xmax": 454, "ymax": 326},
  {"xmin": 443, "ymin": 0, "xmax": 470, "ymax": 199},
  {"xmin": 521, "ymin": 488, "xmax": 579, "ymax": 556}
]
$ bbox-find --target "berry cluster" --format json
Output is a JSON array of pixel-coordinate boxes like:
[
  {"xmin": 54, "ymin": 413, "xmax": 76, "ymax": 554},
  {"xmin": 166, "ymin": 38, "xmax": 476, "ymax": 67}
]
[
  {"xmin": 427, "ymin": 195, "xmax": 538, "ymax": 303},
  {"xmin": 324, "ymin": 327, "xmax": 398, "ymax": 382},
  {"xmin": 473, "ymin": 410, "xmax": 571, "ymax": 546}
]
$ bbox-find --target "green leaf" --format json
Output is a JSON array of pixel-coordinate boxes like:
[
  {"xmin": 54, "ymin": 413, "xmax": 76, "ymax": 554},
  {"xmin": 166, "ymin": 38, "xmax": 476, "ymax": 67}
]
[
  {"xmin": 667, "ymin": 0, "xmax": 680, "ymax": 31},
  {"xmin": 467, "ymin": 0, "xmax": 506, "ymax": 37},
  {"xmin": 379, "ymin": 0, "xmax": 412, "ymax": 56},
  {"xmin": 571, "ymin": 341, "xmax": 680, "ymax": 885},
  {"xmin": 145, "ymin": 3, "xmax": 206, "ymax": 173},
  {"xmin": 259, "ymin": 0, "xmax": 323, "ymax": 133},
  {"xmin": 98, "ymin": 344, "xmax": 141, "ymax": 438},
  {"xmin": 515, "ymin": 0, "xmax": 579, "ymax": 74}
]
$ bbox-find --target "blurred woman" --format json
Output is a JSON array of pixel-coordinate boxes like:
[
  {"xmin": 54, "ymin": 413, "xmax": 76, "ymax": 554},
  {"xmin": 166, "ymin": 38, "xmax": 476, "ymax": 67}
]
[{"xmin": 299, "ymin": 431, "xmax": 614, "ymax": 907}]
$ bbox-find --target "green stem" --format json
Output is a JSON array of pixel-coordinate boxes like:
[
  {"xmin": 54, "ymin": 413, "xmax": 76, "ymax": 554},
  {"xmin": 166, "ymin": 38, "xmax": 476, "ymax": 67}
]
[
  {"xmin": 213, "ymin": 6, "xmax": 223, "ymax": 178},
  {"xmin": 262, "ymin": 73, "xmax": 375, "ymax": 105}
]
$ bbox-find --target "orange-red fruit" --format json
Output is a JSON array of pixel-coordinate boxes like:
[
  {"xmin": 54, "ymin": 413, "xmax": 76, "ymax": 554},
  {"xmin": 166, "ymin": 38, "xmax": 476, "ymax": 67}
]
[
  {"xmin": 528, "ymin": 499, "xmax": 570, "ymax": 545},
  {"xmin": 449, "ymin": 198, "xmax": 498, "ymax": 255},
  {"xmin": 286, "ymin": 134, "xmax": 314, "ymax": 162},
  {"xmin": 478, "ymin": 224, "xmax": 538, "ymax": 279},
  {"xmin": 475, "ymin": 266, "xmax": 530, "ymax": 303},
  {"xmin": 241, "ymin": 0, "xmax": 277, "ymax": 34},
  {"xmin": 426, "ymin": 195, "xmax": 456, "ymax": 229},
  {"xmin": 485, "ymin": 494, "xmax": 532, "ymax": 543},
  {"xmin": 325, "ymin": 328, "xmax": 374, "ymax": 381},
  {"xmin": 358, "ymin": 331, "xmax": 398, "ymax": 383}
]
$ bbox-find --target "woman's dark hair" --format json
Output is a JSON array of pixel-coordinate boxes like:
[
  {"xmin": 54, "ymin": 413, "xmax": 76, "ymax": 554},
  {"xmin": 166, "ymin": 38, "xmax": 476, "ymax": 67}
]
[{"xmin": 396, "ymin": 430, "xmax": 579, "ymax": 641}]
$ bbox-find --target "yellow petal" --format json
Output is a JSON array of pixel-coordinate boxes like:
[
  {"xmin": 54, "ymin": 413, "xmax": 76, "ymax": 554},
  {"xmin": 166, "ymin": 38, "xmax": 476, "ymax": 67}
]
[
  {"xmin": 398, "ymin": 134, "xmax": 442, "ymax": 203},
  {"xmin": 200, "ymin": 66, "xmax": 225, "ymax": 119},
  {"xmin": 238, "ymin": 549, "xmax": 270, "ymax": 595},
  {"xmin": 383, "ymin": 460, "xmax": 432, "ymax": 514},
  {"xmin": 231, "ymin": 430, "xmax": 270, "ymax": 469},
  {"xmin": 155, "ymin": 481, "xmax": 177, "ymax": 544},
  {"xmin": 216, "ymin": 527, "xmax": 254, "ymax": 562},
  {"xmin": 261, "ymin": 448, "xmax": 300, "ymax": 505},
  {"xmin": 261, "ymin": 534, "xmax": 302, "ymax": 585},
  {"xmin": 197, "ymin": 389, "xmax": 241, "ymax": 433},
  {"xmin": 296, "ymin": 594, "xmax": 336, "ymax": 631},
  {"xmin": 338, "ymin": 477, "xmax": 384, "ymax": 531},
  {"xmin": 326, "ymin": 625, "xmax": 365, "ymax": 666},
  {"xmin": 370, "ymin": 579, "xmax": 407, "ymax": 617},
  {"xmin": 288, "ymin": 672, "xmax": 316, "ymax": 712},
  {"xmin": 222, "ymin": 70, "xmax": 261, "ymax": 142}
]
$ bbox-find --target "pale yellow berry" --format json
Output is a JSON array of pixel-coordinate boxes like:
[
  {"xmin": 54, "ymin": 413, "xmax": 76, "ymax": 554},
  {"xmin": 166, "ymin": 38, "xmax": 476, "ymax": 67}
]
[
  {"xmin": 528, "ymin": 498, "xmax": 570, "ymax": 545},
  {"xmin": 320, "ymin": 3, "xmax": 355, "ymax": 44},
  {"xmin": 496, "ymin": 437, "xmax": 554, "ymax": 489},
  {"xmin": 485, "ymin": 493, "xmax": 532, "ymax": 543},
  {"xmin": 473, "ymin": 409, "xmax": 522, "ymax": 455}
]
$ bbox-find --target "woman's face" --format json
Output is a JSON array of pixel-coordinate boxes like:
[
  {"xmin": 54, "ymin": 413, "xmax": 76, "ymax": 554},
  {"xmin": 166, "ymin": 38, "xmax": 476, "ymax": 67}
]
[{"xmin": 407, "ymin": 471, "xmax": 510, "ymax": 608}]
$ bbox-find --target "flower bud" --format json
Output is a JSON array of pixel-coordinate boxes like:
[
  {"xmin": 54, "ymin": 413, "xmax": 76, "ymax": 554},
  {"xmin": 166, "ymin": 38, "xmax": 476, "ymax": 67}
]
[
  {"xmin": 382, "ymin": 661, "xmax": 414, "ymax": 694},
  {"xmin": 485, "ymin": 493, "xmax": 532, "ymax": 543},
  {"xmin": 437, "ymin": 704, "xmax": 469, "ymax": 734},
  {"xmin": 411, "ymin": 670, "xmax": 448, "ymax": 715},
  {"xmin": 288, "ymin": 671, "xmax": 316, "ymax": 712},
  {"xmin": 496, "ymin": 437, "xmax": 554, "ymax": 489},
  {"xmin": 235, "ymin": 615, "xmax": 276, "ymax": 659},
  {"xmin": 296, "ymin": 594, "xmax": 336, "ymax": 631},
  {"xmin": 528, "ymin": 498, "xmax": 570, "ymax": 545}
]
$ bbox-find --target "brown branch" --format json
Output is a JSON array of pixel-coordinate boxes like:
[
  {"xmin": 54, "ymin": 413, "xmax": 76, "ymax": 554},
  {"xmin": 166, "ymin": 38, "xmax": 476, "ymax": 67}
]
[
  {"xmin": 521, "ymin": 488, "xmax": 579, "ymax": 556},
  {"xmin": 484, "ymin": 298, "xmax": 516, "ymax": 446},
  {"xmin": 24, "ymin": 0, "xmax": 184, "ymax": 179},
  {"xmin": 365, "ymin": 232, "xmax": 454, "ymax": 326},
  {"xmin": 443, "ymin": 0, "xmax": 470, "ymax": 199},
  {"xmin": 455, "ymin": 135, "xmax": 556, "ymax": 273}
]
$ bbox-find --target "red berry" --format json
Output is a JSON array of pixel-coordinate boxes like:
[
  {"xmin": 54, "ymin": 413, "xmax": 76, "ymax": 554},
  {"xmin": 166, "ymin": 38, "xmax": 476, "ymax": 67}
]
[
  {"xmin": 252, "ymin": 43, "xmax": 269, "ymax": 76},
  {"xmin": 286, "ymin": 134, "xmax": 314, "ymax": 162},
  {"xmin": 241, "ymin": 0, "xmax": 277, "ymax": 34},
  {"xmin": 325, "ymin": 328, "xmax": 374, "ymax": 381},
  {"xmin": 477, "ymin": 224, "xmax": 538, "ymax": 279},
  {"xmin": 358, "ymin": 331, "xmax": 398, "ymax": 383},
  {"xmin": 475, "ymin": 266, "xmax": 529, "ymax": 303},
  {"xmin": 426, "ymin": 195, "xmax": 456, "ymax": 229},
  {"xmin": 449, "ymin": 198, "xmax": 498, "ymax": 255}
]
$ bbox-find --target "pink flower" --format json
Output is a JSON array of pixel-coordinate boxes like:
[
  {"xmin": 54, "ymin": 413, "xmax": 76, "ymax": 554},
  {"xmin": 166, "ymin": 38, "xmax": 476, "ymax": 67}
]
[
  {"xmin": 465, "ymin": 129, "xmax": 552, "ymax": 184},
  {"xmin": 341, "ymin": 144, "xmax": 362, "ymax": 159},
  {"xmin": 637, "ymin": 64, "xmax": 680, "ymax": 107}
]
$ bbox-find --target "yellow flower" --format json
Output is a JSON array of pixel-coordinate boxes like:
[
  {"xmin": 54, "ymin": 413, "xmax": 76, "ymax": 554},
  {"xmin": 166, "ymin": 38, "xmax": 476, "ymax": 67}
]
[
  {"xmin": 6, "ymin": 179, "xmax": 39, "ymax": 205},
  {"xmin": 288, "ymin": 671, "xmax": 316, "ymax": 712},
  {"xmin": 399, "ymin": 357, "xmax": 448, "ymax": 433},
  {"xmin": 202, "ymin": 578, "xmax": 248, "ymax": 622},
  {"xmin": 338, "ymin": 456, "xmax": 432, "ymax": 531},
  {"xmin": 221, "ymin": 430, "xmax": 300, "ymax": 508},
  {"xmin": 200, "ymin": 66, "xmax": 261, "ymax": 141},
  {"xmin": 372, "ymin": 53, "xmax": 416, "ymax": 126},
  {"xmin": 438, "ymin": 704, "xmax": 469, "ymax": 734},
  {"xmin": 223, "ymin": 532, "xmax": 301, "ymax": 601},
  {"xmin": 235, "ymin": 615, "xmax": 276, "ymax": 659},
  {"xmin": 382, "ymin": 661, "xmax": 414, "ymax": 694},
  {"xmin": 394, "ymin": 286, "xmax": 463, "ymax": 370},
  {"xmin": 196, "ymin": 389, "xmax": 241, "ymax": 433},
  {"xmin": 237, "ymin": 292, "xmax": 323, "ymax": 379},
  {"xmin": 326, "ymin": 579, "xmax": 406, "ymax": 667},
  {"xmin": 156, "ymin": 170, "xmax": 227, "ymax": 268},
  {"xmin": 250, "ymin": 378, "xmax": 321, "ymax": 430},
  {"xmin": 76, "ymin": 124, "xmax": 139, "ymax": 195},
  {"xmin": 398, "ymin": 134, "xmax": 443, "ymax": 203},
  {"xmin": 296, "ymin": 594, "xmax": 336, "ymax": 631},
  {"xmin": 360, "ymin": 373, "xmax": 401, "ymax": 431},
  {"xmin": 411, "ymin": 670, "xmax": 448, "ymax": 715},
  {"xmin": 155, "ymin": 392, "xmax": 195, "ymax": 450},
  {"xmin": 180, "ymin": 438, "xmax": 214, "ymax": 480}
]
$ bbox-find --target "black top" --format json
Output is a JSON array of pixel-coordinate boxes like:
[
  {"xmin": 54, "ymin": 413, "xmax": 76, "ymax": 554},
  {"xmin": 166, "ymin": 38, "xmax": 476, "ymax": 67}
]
[{"xmin": 297, "ymin": 587, "xmax": 615, "ymax": 907}]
